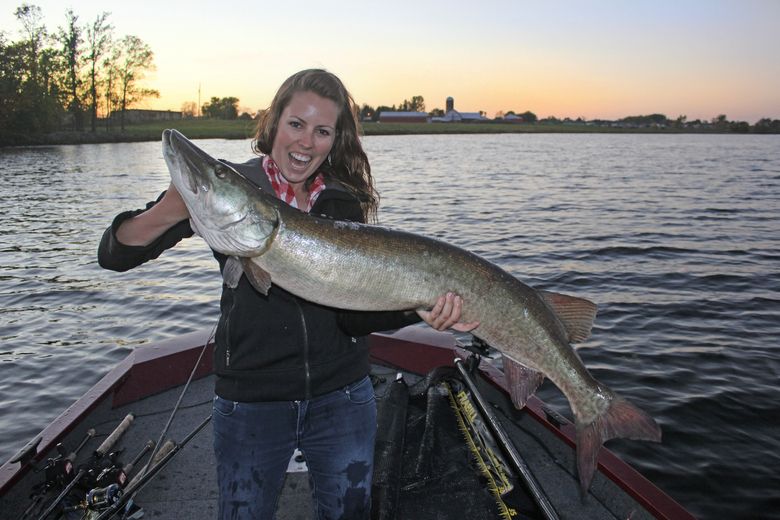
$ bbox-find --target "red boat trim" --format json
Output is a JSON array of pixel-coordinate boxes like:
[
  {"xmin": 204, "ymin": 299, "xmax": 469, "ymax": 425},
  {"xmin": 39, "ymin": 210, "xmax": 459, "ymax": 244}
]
[{"xmin": 111, "ymin": 330, "xmax": 214, "ymax": 407}]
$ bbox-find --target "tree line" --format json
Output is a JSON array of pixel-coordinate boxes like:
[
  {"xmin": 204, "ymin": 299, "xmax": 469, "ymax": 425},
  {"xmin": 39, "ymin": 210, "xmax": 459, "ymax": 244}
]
[
  {"xmin": 1, "ymin": 4, "xmax": 158, "ymax": 144},
  {"xmin": 2, "ymin": 4, "xmax": 777, "ymax": 145},
  {"xmin": 547, "ymin": 113, "xmax": 780, "ymax": 132},
  {"xmin": 355, "ymin": 99, "xmax": 779, "ymax": 132}
]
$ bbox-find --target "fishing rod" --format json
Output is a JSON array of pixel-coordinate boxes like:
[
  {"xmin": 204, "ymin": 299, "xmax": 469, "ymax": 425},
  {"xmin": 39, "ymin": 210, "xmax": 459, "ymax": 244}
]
[
  {"xmin": 120, "ymin": 440, "xmax": 155, "ymax": 484},
  {"xmin": 124, "ymin": 439, "xmax": 174, "ymax": 491},
  {"xmin": 59, "ymin": 440, "xmax": 156, "ymax": 519},
  {"xmin": 93, "ymin": 439, "xmax": 155, "ymax": 492},
  {"xmin": 93, "ymin": 414, "xmax": 212, "ymax": 520},
  {"xmin": 36, "ymin": 413, "xmax": 135, "ymax": 520},
  {"xmin": 141, "ymin": 324, "xmax": 214, "ymax": 480},
  {"xmin": 21, "ymin": 429, "xmax": 96, "ymax": 520},
  {"xmin": 455, "ymin": 356, "xmax": 561, "ymax": 520},
  {"xmin": 90, "ymin": 325, "xmax": 216, "ymax": 519}
]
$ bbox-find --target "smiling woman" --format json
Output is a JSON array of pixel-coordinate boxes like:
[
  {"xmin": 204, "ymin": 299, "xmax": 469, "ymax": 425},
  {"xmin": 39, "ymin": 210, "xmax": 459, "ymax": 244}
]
[
  {"xmin": 268, "ymin": 91, "xmax": 338, "ymax": 206},
  {"xmin": 252, "ymin": 69, "xmax": 381, "ymax": 222}
]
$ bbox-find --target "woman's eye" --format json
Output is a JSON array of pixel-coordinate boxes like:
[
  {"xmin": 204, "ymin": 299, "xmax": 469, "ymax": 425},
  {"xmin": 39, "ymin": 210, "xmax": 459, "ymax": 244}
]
[
  {"xmin": 318, "ymin": 128, "xmax": 331, "ymax": 137},
  {"xmin": 289, "ymin": 120, "xmax": 302, "ymax": 128}
]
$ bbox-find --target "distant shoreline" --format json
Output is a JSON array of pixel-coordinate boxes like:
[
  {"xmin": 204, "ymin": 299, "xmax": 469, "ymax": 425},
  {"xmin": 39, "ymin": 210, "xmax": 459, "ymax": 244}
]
[{"xmin": 3, "ymin": 119, "xmax": 770, "ymax": 147}]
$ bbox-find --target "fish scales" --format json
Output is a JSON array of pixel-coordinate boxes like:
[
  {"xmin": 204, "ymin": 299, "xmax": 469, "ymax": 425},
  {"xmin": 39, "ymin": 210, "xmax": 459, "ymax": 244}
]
[{"xmin": 261, "ymin": 208, "xmax": 580, "ymax": 392}]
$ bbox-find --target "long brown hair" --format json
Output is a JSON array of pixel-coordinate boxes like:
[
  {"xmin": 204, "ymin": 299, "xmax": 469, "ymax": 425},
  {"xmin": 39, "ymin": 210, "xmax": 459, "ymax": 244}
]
[{"xmin": 252, "ymin": 69, "xmax": 378, "ymax": 222}]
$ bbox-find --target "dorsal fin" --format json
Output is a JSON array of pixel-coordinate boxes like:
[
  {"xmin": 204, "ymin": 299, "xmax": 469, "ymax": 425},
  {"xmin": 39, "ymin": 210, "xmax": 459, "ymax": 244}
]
[{"xmin": 538, "ymin": 290, "xmax": 598, "ymax": 343}]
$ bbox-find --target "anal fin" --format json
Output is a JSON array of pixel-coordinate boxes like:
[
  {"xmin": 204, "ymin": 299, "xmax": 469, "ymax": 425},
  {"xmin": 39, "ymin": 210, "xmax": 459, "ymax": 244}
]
[{"xmin": 502, "ymin": 354, "xmax": 545, "ymax": 409}]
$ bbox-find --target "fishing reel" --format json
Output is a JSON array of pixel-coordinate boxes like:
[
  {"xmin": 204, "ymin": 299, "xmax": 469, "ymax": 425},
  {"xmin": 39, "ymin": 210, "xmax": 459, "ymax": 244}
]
[
  {"xmin": 77, "ymin": 449, "xmax": 125, "ymax": 491},
  {"xmin": 38, "ymin": 443, "xmax": 76, "ymax": 492},
  {"xmin": 86, "ymin": 484, "xmax": 123, "ymax": 510},
  {"xmin": 94, "ymin": 461, "xmax": 129, "ymax": 488},
  {"xmin": 62, "ymin": 484, "xmax": 124, "ymax": 519},
  {"xmin": 65, "ymin": 483, "xmax": 143, "ymax": 520},
  {"xmin": 22, "ymin": 441, "xmax": 80, "ymax": 517}
]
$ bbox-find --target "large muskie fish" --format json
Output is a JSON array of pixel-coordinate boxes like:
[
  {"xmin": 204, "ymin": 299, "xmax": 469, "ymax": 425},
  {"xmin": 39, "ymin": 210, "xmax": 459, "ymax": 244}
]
[{"xmin": 162, "ymin": 129, "xmax": 661, "ymax": 493}]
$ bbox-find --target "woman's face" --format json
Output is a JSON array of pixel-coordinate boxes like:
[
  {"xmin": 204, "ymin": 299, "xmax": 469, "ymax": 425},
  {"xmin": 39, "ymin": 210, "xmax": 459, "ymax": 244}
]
[{"xmin": 271, "ymin": 90, "xmax": 339, "ymax": 191}]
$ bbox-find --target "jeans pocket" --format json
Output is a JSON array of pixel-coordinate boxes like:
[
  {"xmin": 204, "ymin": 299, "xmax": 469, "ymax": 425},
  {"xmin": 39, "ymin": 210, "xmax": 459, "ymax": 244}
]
[
  {"xmin": 346, "ymin": 376, "xmax": 375, "ymax": 405},
  {"xmin": 212, "ymin": 396, "xmax": 237, "ymax": 417}
]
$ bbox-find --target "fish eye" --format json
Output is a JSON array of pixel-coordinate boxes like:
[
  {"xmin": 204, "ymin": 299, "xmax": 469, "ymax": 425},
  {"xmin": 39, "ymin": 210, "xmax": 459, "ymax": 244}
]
[{"xmin": 214, "ymin": 164, "xmax": 228, "ymax": 178}]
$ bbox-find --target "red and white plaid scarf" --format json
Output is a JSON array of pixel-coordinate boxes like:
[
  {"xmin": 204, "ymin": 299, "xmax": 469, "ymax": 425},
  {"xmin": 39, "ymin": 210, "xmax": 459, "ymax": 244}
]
[{"xmin": 262, "ymin": 155, "xmax": 326, "ymax": 213}]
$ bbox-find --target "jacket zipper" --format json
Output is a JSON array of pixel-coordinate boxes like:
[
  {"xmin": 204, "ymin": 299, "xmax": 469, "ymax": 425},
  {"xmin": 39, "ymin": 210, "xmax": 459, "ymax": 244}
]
[
  {"xmin": 293, "ymin": 299, "xmax": 311, "ymax": 399},
  {"xmin": 224, "ymin": 291, "xmax": 236, "ymax": 367}
]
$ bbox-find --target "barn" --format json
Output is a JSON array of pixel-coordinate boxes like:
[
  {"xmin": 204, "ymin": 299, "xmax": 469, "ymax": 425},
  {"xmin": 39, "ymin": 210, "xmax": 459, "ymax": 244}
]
[{"xmin": 378, "ymin": 111, "xmax": 430, "ymax": 123}]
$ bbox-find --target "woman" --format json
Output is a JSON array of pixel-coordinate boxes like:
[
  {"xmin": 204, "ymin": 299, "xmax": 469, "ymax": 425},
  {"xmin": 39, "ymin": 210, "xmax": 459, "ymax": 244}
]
[{"xmin": 98, "ymin": 69, "xmax": 476, "ymax": 519}]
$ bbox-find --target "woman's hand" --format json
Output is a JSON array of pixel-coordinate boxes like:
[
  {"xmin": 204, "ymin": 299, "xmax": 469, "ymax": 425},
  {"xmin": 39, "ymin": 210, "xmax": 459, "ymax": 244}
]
[
  {"xmin": 116, "ymin": 183, "xmax": 190, "ymax": 246},
  {"xmin": 417, "ymin": 292, "xmax": 480, "ymax": 332}
]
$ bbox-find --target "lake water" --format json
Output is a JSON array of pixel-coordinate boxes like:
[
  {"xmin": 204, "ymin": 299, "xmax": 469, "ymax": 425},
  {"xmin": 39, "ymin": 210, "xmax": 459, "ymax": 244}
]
[{"xmin": 1, "ymin": 133, "xmax": 778, "ymax": 519}]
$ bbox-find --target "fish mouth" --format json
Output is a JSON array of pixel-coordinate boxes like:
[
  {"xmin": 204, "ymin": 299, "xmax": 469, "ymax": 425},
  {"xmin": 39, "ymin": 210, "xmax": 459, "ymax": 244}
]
[{"xmin": 163, "ymin": 129, "xmax": 219, "ymax": 194}]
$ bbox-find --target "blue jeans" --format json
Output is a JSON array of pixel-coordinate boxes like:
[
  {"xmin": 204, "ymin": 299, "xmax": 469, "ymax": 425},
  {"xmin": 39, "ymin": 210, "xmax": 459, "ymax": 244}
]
[{"xmin": 212, "ymin": 375, "xmax": 377, "ymax": 520}]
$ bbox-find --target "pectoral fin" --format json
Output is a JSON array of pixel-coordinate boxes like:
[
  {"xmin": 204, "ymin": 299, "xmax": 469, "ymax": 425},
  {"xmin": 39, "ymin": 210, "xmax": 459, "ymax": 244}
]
[
  {"xmin": 222, "ymin": 256, "xmax": 244, "ymax": 289},
  {"xmin": 538, "ymin": 290, "xmax": 598, "ymax": 343},
  {"xmin": 240, "ymin": 258, "xmax": 273, "ymax": 295}
]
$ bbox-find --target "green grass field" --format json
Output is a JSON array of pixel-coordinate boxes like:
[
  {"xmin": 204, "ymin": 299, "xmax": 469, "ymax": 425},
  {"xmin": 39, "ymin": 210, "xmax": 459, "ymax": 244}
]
[
  {"xmin": 100, "ymin": 119, "xmax": 258, "ymax": 140},
  {"xmin": 34, "ymin": 118, "xmax": 701, "ymax": 146},
  {"xmin": 150, "ymin": 119, "xmax": 664, "ymax": 138}
]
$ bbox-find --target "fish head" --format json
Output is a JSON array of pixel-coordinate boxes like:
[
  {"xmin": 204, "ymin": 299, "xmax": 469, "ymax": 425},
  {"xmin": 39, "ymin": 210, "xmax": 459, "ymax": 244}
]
[{"xmin": 162, "ymin": 129, "xmax": 278, "ymax": 256}]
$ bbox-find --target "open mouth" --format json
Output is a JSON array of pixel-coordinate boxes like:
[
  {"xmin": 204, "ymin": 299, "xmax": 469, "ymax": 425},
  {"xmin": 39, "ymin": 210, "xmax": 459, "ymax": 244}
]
[{"xmin": 289, "ymin": 152, "xmax": 312, "ymax": 170}]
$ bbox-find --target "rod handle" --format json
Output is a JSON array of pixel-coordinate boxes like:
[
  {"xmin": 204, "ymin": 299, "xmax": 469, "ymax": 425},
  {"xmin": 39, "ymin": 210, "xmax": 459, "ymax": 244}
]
[{"xmin": 96, "ymin": 413, "xmax": 134, "ymax": 458}]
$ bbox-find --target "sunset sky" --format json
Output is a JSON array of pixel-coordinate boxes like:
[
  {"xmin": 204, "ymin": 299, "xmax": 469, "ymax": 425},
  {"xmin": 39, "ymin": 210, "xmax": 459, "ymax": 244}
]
[{"xmin": 2, "ymin": 0, "xmax": 778, "ymax": 122}]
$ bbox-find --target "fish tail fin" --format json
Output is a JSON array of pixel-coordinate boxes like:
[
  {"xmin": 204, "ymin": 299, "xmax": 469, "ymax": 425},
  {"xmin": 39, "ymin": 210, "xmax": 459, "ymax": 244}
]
[{"xmin": 575, "ymin": 394, "xmax": 662, "ymax": 496}]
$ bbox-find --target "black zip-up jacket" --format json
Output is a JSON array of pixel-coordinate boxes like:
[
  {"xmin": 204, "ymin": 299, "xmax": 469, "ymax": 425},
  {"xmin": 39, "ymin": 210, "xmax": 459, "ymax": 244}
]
[{"xmin": 98, "ymin": 157, "xmax": 419, "ymax": 402}]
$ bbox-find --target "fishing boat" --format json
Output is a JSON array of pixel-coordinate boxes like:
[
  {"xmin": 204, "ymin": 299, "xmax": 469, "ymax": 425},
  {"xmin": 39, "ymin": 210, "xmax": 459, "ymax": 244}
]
[{"xmin": 0, "ymin": 326, "xmax": 694, "ymax": 520}]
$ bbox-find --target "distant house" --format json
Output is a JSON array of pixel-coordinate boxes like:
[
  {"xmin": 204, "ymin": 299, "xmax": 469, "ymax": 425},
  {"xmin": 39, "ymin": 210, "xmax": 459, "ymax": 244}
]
[
  {"xmin": 432, "ymin": 110, "xmax": 487, "ymax": 123},
  {"xmin": 378, "ymin": 111, "xmax": 430, "ymax": 123},
  {"xmin": 502, "ymin": 113, "xmax": 523, "ymax": 123},
  {"xmin": 109, "ymin": 109, "xmax": 183, "ymax": 123}
]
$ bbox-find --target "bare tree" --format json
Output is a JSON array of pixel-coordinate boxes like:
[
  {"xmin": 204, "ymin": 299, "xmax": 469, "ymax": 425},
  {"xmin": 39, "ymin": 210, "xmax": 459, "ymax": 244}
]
[
  {"xmin": 85, "ymin": 12, "xmax": 112, "ymax": 131},
  {"xmin": 181, "ymin": 101, "xmax": 197, "ymax": 118},
  {"xmin": 57, "ymin": 9, "xmax": 83, "ymax": 130},
  {"xmin": 14, "ymin": 3, "xmax": 46, "ymax": 86},
  {"xmin": 102, "ymin": 47, "xmax": 119, "ymax": 130},
  {"xmin": 14, "ymin": 3, "xmax": 62, "ymax": 133},
  {"xmin": 114, "ymin": 35, "xmax": 158, "ymax": 131}
]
